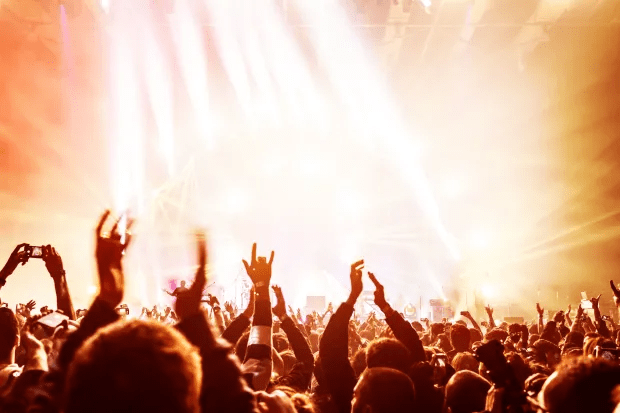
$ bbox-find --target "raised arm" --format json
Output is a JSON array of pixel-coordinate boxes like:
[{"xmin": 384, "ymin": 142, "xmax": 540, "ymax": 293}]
[
  {"xmin": 221, "ymin": 288, "xmax": 254, "ymax": 345},
  {"xmin": 174, "ymin": 231, "xmax": 256, "ymax": 413},
  {"xmin": 461, "ymin": 310, "xmax": 483, "ymax": 334},
  {"xmin": 368, "ymin": 272, "xmax": 426, "ymax": 363},
  {"xmin": 272, "ymin": 285, "xmax": 314, "ymax": 391},
  {"xmin": 485, "ymin": 304, "xmax": 496, "ymax": 329},
  {"xmin": 240, "ymin": 243, "xmax": 274, "ymax": 391},
  {"xmin": 42, "ymin": 245, "xmax": 75, "ymax": 320},
  {"xmin": 58, "ymin": 211, "xmax": 131, "ymax": 371},
  {"xmin": 536, "ymin": 303, "xmax": 544, "ymax": 334},
  {"xmin": 590, "ymin": 294, "xmax": 611, "ymax": 338},
  {"xmin": 319, "ymin": 260, "xmax": 363, "ymax": 413}
]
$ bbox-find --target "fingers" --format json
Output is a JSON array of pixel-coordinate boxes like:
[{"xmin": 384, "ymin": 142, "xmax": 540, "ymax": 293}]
[
  {"xmin": 96, "ymin": 210, "xmax": 111, "ymax": 237},
  {"xmin": 368, "ymin": 272, "xmax": 383, "ymax": 289},
  {"xmin": 269, "ymin": 250, "xmax": 275, "ymax": 265},
  {"xmin": 242, "ymin": 260, "xmax": 250, "ymax": 274},
  {"xmin": 251, "ymin": 243, "xmax": 257, "ymax": 265},
  {"xmin": 611, "ymin": 280, "xmax": 620, "ymax": 295},
  {"xmin": 351, "ymin": 259, "xmax": 364, "ymax": 271},
  {"xmin": 11, "ymin": 243, "xmax": 28, "ymax": 256}
]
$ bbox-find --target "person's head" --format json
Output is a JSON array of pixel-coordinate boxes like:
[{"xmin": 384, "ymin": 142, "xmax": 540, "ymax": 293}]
[
  {"xmin": 540, "ymin": 322, "xmax": 561, "ymax": 345},
  {"xmin": 539, "ymin": 356, "xmax": 620, "ymax": 413},
  {"xmin": 365, "ymin": 338, "xmax": 411, "ymax": 374},
  {"xmin": 64, "ymin": 320, "xmax": 202, "ymax": 413},
  {"xmin": 430, "ymin": 323, "xmax": 444, "ymax": 337},
  {"xmin": 273, "ymin": 333, "xmax": 289, "ymax": 353},
  {"xmin": 0, "ymin": 308, "xmax": 19, "ymax": 363},
  {"xmin": 308, "ymin": 332, "xmax": 319, "ymax": 354},
  {"xmin": 272, "ymin": 385, "xmax": 316, "ymax": 413},
  {"xmin": 411, "ymin": 321, "xmax": 424, "ymax": 332},
  {"xmin": 484, "ymin": 328, "xmax": 508, "ymax": 343},
  {"xmin": 180, "ymin": 281, "xmax": 186, "ymax": 288},
  {"xmin": 352, "ymin": 348, "xmax": 368, "ymax": 378},
  {"xmin": 532, "ymin": 339, "xmax": 561, "ymax": 369},
  {"xmin": 451, "ymin": 352, "xmax": 478, "ymax": 373},
  {"xmin": 469, "ymin": 328, "xmax": 482, "ymax": 346},
  {"xmin": 450, "ymin": 323, "xmax": 471, "ymax": 353},
  {"xmin": 445, "ymin": 370, "xmax": 491, "ymax": 413},
  {"xmin": 279, "ymin": 350, "xmax": 297, "ymax": 376},
  {"xmin": 352, "ymin": 368, "xmax": 416, "ymax": 413}
]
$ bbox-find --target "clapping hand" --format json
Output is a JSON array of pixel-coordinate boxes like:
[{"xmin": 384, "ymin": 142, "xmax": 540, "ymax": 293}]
[
  {"xmin": 95, "ymin": 210, "xmax": 133, "ymax": 307},
  {"xmin": 368, "ymin": 272, "xmax": 389, "ymax": 311},
  {"xmin": 346, "ymin": 260, "xmax": 364, "ymax": 306},
  {"xmin": 176, "ymin": 230, "xmax": 207, "ymax": 320},
  {"xmin": 272, "ymin": 285, "xmax": 286, "ymax": 319}
]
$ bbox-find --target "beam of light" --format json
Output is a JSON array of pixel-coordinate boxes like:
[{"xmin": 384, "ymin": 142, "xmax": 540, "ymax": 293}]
[
  {"xmin": 293, "ymin": 0, "xmax": 460, "ymax": 260},
  {"xmin": 100, "ymin": 0, "xmax": 110, "ymax": 14},
  {"xmin": 140, "ymin": 15, "xmax": 175, "ymax": 175},
  {"xmin": 169, "ymin": 0, "xmax": 212, "ymax": 147},
  {"xmin": 249, "ymin": 0, "xmax": 325, "ymax": 127},
  {"xmin": 204, "ymin": 1, "xmax": 253, "ymax": 117}
]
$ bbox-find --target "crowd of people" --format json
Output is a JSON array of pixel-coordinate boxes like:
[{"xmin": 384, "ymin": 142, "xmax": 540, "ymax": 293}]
[{"xmin": 1, "ymin": 210, "xmax": 620, "ymax": 413}]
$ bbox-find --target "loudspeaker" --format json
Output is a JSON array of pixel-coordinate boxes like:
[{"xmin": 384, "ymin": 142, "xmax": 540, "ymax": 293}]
[{"xmin": 306, "ymin": 296, "xmax": 326, "ymax": 312}]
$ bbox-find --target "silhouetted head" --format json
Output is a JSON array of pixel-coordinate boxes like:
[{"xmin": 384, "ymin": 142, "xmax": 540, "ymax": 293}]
[
  {"xmin": 539, "ymin": 356, "xmax": 620, "ymax": 413},
  {"xmin": 64, "ymin": 320, "xmax": 201, "ymax": 413},
  {"xmin": 0, "ymin": 308, "xmax": 18, "ymax": 362},
  {"xmin": 352, "ymin": 368, "xmax": 415, "ymax": 413},
  {"xmin": 366, "ymin": 338, "xmax": 411, "ymax": 373},
  {"xmin": 180, "ymin": 281, "xmax": 186, "ymax": 288},
  {"xmin": 450, "ymin": 323, "xmax": 471, "ymax": 353},
  {"xmin": 445, "ymin": 370, "xmax": 491, "ymax": 413}
]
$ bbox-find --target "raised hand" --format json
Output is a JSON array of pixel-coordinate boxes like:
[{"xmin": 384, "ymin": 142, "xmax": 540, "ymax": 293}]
[
  {"xmin": 485, "ymin": 305, "xmax": 493, "ymax": 316},
  {"xmin": 610, "ymin": 280, "xmax": 620, "ymax": 307},
  {"xmin": 24, "ymin": 300, "xmax": 36, "ymax": 317},
  {"xmin": 536, "ymin": 303, "xmax": 544, "ymax": 317},
  {"xmin": 327, "ymin": 302, "xmax": 333, "ymax": 313},
  {"xmin": 590, "ymin": 294, "xmax": 602, "ymax": 309},
  {"xmin": 0, "ymin": 244, "xmax": 29, "ymax": 283},
  {"xmin": 272, "ymin": 285, "xmax": 286, "ymax": 319},
  {"xmin": 224, "ymin": 301, "xmax": 235, "ymax": 315},
  {"xmin": 461, "ymin": 310, "xmax": 472, "ymax": 319},
  {"xmin": 42, "ymin": 245, "xmax": 65, "ymax": 278},
  {"xmin": 95, "ymin": 210, "xmax": 133, "ymax": 307},
  {"xmin": 567, "ymin": 304, "xmax": 572, "ymax": 314},
  {"xmin": 242, "ymin": 243, "xmax": 274, "ymax": 290},
  {"xmin": 368, "ymin": 272, "xmax": 389, "ymax": 310},
  {"xmin": 346, "ymin": 260, "xmax": 364, "ymax": 306},
  {"xmin": 176, "ymin": 230, "xmax": 207, "ymax": 320}
]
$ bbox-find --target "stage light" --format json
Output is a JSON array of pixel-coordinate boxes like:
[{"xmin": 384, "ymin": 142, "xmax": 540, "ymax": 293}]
[
  {"xmin": 440, "ymin": 175, "xmax": 465, "ymax": 199},
  {"xmin": 100, "ymin": 0, "xmax": 110, "ymax": 13},
  {"xmin": 469, "ymin": 230, "xmax": 490, "ymax": 250},
  {"xmin": 223, "ymin": 188, "xmax": 248, "ymax": 214},
  {"xmin": 480, "ymin": 284, "xmax": 495, "ymax": 299},
  {"xmin": 88, "ymin": 285, "xmax": 98, "ymax": 295}
]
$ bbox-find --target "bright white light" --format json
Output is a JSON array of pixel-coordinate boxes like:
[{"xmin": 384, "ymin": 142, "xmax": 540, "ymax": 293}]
[
  {"xmin": 299, "ymin": 156, "xmax": 322, "ymax": 177},
  {"xmin": 480, "ymin": 284, "xmax": 495, "ymax": 299},
  {"xmin": 223, "ymin": 189, "xmax": 248, "ymax": 214},
  {"xmin": 100, "ymin": 0, "xmax": 110, "ymax": 14},
  {"xmin": 469, "ymin": 230, "xmax": 490, "ymax": 250},
  {"xmin": 87, "ymin": 285, "xmax": 98, "ymax": 295},
  {"xmin": 340, "ymin": 243, "xmax": 361, "ymax": 264},
  {"xmin": 440, "ymin": 175, "xmax": 465, "ymax": 199},
  {"xmin": 337, "ymin": 191, "xmax": 365, "ymax": 219}
]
